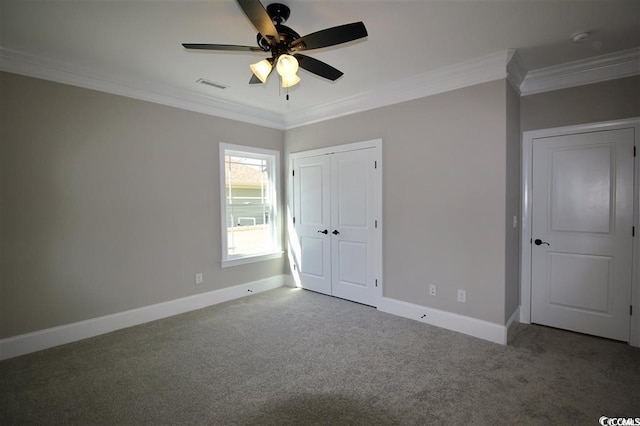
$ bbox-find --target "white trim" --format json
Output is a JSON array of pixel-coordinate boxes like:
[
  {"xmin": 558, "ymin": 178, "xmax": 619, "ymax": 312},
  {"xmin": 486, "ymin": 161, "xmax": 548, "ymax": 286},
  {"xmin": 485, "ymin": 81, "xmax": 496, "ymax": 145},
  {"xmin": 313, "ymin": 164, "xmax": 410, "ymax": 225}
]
[
  {"xmin": 283, "ymin": 274, "xmax": 296, "ymax": 288},
  {"xmin": 506, "ymin": 50, "xmax": 527, "ymax": 94},
  {"xmin": 4, "ymin": 44, "xmax": 635, "ymax": 130},
  {"xmin": 289, "ymin": 139, "xmax": 382, "ymax": 159},
  {"xmin": 520, "ymin": 128, "xmax": 533, "ymax": 325},
  {"xmin": 505, "ymin": 306, "xmax": 521, "ymax": 344},
  {"xmin": 0, "ymin": 47, "xmax": 515, "ymax": 130},
  {"xmin": 220, "ymin": 251, "xmax": 283, "ymax": 268},
  {"xmin": 520, "ymin": 48, "xmax": 640, "ymax": 96},
  {"xmin": 284, "ymin": 50, "xmax": 515, "ymax": 129},
  {"xmin": 0, "ymin": 47, "xmax": 284, "ymax": 130},
  {"xmin": 219, "ymin": 143, "xmax": 282, "ymax": 268},
  {"xmin": 506, "ymin": 306, "xmax": 520, "ymax": 329},
  {"xmin": 373, "ymin": 142, "xmax": 384, "ymax": 307},
  {"xmin": 0, "ymin": 275, "xmax": 287, "ymax": 360},
  {"xmin": 520, "ymin": 118, "xmax": 640, "ymax": 347},
  {"xmin": 288, "ymin": 139, "xmax": 384, "ymax": 307},
  {"xmin": 377, "ymin": 297, "xmax": 508, "ymax": 345}
]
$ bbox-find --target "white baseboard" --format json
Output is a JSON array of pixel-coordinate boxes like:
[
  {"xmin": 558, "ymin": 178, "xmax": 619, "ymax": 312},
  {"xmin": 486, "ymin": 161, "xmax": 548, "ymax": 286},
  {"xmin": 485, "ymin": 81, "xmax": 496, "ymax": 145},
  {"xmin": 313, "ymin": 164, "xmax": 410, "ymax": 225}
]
[
  {"xmin": 505, "ymin": 306, "xmax": 521, "ymax": 343},
  {"xmin": 283, "ymin": 273, "xmax": 296, "ymax": 288},
  {"xmin": 0, "ymin": 275, "xmax": 287, "ymax": 360},
  {"xmin": 377, "ymin": 297, "xmax": 508, "ymax": 345},
  {"xmin": 506, "ymin": 306, "xmax": 520, "ymax": 329}
]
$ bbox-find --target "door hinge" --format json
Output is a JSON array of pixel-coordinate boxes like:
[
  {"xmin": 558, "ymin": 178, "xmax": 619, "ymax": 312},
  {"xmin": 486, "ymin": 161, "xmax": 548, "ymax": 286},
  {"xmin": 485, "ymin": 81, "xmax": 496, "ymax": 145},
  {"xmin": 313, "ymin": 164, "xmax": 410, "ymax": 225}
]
[
  {"xmin": 631, "ymin": 305, "xmax": 633, "ymax": 316},
  {"xmin": 293, "ymin": 264, "xmax": 297, "ymax": 271},
  {"xmin": 374, "ymin": 160, "xmax": 377, "ymax": 169},
  {"xmin": 634, "ymin": 146, "xmax": 636, "ymax": 157},
  {"xmin": 633, "ymin": 226, "xmax": 635, "ymax": 237},
  {"xmin": 293, "ymin": 216, "xmax": 295, "ymax": 225},
  {"xmin": 292, "ymin": 169, "xmax": 295, "ymax": 177},
  {"xmin": 375, "ymin": 279, "xmax": 378, "ymax": 287},
  {"xmin": 375, "ymin": 219, "xmax": 378, "ymax": 228}
]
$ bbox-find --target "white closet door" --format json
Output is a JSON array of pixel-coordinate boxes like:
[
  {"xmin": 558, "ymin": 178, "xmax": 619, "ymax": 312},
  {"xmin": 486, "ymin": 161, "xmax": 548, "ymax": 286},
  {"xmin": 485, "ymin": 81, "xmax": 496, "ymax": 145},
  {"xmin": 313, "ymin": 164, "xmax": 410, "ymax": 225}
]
[
  {"xmin": 531, "ymin": 128, "xmax": 634, "ymax": 341},
  {"xmin": 292, "ymin": 145, "xmax": 379, "ymax": 307},
  {"xmin": 330, "ymin": 148, "xmax": 377, "ymax": 306},
  {"xmin": 293, "ymin": 155, "xmax": 331, "ymax": 295}
]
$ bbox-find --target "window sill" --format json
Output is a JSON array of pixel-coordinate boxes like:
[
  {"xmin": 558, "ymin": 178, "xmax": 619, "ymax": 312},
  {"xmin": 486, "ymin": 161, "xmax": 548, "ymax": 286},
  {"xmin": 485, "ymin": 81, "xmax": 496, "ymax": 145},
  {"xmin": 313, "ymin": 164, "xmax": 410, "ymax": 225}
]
[{"xmin": 221, "ymin": 251, "xmax": 284, "ymax": 268}]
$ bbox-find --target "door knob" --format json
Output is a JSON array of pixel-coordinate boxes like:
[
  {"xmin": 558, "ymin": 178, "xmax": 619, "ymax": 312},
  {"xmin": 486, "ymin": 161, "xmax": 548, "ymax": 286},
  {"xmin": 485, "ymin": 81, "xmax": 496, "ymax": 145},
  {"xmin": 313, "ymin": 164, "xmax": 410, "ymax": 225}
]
[
  {"xmin": 332, "ymin": 230, "xmax": 340, "ymax": 235},
  {"xmin": 317, "ymin": 229, "xmax": 328, "ymax": 234},
  {"xmin": 534, "ymin": 239, "xmax": 550, "ymax": 246}
]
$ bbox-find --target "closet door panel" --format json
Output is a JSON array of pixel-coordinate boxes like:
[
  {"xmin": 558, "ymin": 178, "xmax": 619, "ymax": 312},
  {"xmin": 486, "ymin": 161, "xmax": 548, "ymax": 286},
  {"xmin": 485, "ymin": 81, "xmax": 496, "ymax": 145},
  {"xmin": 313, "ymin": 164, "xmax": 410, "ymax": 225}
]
[
  {"xmin": 331, "ymin": 148, "xmax": 376, "ymax": 306},
  {"xmin": 293, "ymin": 155, "xmax": 332, "ymax": 295}
]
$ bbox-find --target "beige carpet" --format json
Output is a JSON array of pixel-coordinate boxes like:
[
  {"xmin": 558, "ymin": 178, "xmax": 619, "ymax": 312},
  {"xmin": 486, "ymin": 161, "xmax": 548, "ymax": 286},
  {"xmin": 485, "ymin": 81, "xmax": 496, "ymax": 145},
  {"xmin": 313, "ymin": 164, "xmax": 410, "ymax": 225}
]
[{"xmin": 1, "ymin": 287, "xmax": 638, "ymax": 425}]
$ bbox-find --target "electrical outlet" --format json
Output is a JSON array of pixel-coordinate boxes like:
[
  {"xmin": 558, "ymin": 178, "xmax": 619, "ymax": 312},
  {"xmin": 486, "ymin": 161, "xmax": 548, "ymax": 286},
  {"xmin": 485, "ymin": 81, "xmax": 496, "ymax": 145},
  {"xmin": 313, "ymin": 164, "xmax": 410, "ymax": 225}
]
[
  {"xmin": 457, "ymin": 289, "xmax": 466, "ymax": 303},
  {"xmin": 195, "ymin": 273, "xmax": 203, "ymax": 285},
  {"xmin": 429, "ymin": 284, "xmax": 437, "ymax": 296}
]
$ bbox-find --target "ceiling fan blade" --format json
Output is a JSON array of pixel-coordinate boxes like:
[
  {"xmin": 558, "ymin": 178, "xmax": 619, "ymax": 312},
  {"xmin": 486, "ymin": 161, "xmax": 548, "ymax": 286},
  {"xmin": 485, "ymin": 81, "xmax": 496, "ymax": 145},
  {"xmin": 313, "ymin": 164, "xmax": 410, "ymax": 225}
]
[
  {"xmin": 249, "ymin": 74, "xmax": 262, "ymax": 84},
  {"xmin": 182, "ymin": 43, "xmax": 262, "ymax": 52},
  {"xmin": 290, "ymin": 22, "xmax": 367, "ymax": 51},
  {"xmin": 294, "ymin": 54, "xmax": 343, "ymax": 81},
  {"xmin": 236, "ymin": 0, "xmax": 280, "ymax": 44}
]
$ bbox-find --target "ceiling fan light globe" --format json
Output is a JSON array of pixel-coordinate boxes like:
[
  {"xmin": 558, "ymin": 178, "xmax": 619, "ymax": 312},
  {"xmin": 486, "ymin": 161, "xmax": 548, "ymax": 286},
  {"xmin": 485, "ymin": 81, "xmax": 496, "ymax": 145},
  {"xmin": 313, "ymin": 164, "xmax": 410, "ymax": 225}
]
[
  {"xmin": 281, "ymin": 73, "xmax": 301, "ymax": 88},
  {"xmin": 276, "ymin": 54, "xmax": 299, "ymax": 78},
  {"xmin": 250, "ymin": 59, "xmax": 272, "ymax": 83}
]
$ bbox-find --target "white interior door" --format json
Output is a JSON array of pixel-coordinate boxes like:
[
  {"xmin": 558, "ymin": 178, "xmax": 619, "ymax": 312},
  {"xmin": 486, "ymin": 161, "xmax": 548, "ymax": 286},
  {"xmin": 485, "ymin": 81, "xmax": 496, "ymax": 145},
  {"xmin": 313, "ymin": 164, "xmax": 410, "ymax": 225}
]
[
  {"xmin": 531, "ymin": 128, "xmax": 634, "ymax": 341},
  {"xmin": 331, "ymin": 148, "xmax": 377, "ymax": 306},
  {"xmin": 293, "ymin": 155, "xmax": 331, "ymax": 295}
]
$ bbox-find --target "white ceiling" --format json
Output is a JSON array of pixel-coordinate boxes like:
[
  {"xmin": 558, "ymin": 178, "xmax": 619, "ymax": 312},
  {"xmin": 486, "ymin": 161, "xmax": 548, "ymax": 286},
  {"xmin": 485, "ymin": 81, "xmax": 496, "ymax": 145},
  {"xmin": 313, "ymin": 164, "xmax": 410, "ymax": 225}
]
[{"xmin": 1, "ymin": 0, "xmax": 639, "ymax": 124}]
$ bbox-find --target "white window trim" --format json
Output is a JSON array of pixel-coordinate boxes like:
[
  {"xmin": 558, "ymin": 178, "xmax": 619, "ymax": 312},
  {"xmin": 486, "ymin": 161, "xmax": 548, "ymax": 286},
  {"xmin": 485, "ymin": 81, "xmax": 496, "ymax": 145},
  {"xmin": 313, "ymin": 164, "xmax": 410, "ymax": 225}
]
[{"xmin": 219, "ymin": 143, "xmax": 282, "ymax": 268}]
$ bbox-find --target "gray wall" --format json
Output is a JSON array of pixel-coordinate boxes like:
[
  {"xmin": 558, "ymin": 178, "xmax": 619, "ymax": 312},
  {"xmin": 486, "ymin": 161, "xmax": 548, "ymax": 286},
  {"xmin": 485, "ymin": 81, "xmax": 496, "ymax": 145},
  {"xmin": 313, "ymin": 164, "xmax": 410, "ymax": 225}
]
[
  {"xmin": 286, "ymin": 80, "xmax": 512, "ymax": 325},
  {"xmin": 0, "ymin": 71, "xmax": 285, "ymax": 338},
  {"xmin": 6, "ymin": 67, "xmax": 634, "ymax": 338},
  {"xmin": 521, "ymin": 75, "xmax": 640, "ymax": 132}
]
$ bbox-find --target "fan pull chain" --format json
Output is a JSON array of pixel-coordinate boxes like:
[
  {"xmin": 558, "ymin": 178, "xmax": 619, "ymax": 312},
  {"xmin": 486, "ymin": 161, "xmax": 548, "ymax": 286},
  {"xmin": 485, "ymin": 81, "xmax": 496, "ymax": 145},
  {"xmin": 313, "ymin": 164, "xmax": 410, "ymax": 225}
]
[{"xmin": 277, "ymin": 75, "xmax": 291, "ymax": 101}]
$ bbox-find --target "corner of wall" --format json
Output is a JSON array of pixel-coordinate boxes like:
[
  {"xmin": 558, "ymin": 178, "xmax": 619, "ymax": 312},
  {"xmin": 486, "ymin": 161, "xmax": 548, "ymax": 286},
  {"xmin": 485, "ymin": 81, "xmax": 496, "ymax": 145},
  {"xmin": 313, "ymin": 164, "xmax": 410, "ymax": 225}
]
[{"xmin": 504, "ymin": 80, "xmax": 522, "ymax": 323}]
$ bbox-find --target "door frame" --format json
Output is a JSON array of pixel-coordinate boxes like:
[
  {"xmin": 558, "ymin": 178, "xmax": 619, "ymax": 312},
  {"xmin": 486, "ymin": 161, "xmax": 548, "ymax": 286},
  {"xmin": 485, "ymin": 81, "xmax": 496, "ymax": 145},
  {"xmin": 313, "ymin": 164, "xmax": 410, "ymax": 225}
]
[
  {"xmin": 520, "ymin": 117, "xmax": 640, "ymax": 347},
  {"xmin": 287, "ymin": 139, "xmax": 383, "ymax": 306}
]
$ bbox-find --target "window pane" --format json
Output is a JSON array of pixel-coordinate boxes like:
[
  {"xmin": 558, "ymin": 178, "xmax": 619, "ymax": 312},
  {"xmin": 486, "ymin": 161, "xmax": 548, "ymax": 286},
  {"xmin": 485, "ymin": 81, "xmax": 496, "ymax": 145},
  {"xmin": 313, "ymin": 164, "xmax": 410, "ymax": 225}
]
[{"xmin": 224, "ymin": 152, "xmax": 275, "ymax": 257}]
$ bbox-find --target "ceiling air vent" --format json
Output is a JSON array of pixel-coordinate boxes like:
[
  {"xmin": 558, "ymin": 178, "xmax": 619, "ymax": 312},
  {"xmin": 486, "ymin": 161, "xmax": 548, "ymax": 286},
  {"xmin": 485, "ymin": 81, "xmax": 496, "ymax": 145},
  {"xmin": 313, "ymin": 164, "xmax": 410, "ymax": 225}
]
[{"xmin": 196, "ymin": 78, "xmax": 228, "ymax": 89}]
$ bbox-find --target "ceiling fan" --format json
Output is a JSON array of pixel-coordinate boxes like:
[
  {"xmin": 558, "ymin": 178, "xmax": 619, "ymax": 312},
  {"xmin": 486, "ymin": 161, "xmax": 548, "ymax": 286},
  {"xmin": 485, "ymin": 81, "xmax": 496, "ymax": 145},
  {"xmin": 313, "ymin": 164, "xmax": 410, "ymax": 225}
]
[{"xmin": 182, "ymin": 0, "xmax": 368, "ymax": 88}]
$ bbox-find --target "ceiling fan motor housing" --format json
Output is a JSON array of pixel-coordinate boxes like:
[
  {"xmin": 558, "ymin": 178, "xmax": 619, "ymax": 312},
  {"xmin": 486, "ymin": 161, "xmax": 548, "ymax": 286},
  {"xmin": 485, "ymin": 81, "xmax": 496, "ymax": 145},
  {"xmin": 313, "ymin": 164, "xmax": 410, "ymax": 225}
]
[
  {"xmin": 257, "ymin": 3, "xmax": 301, "ymax": 53},
  {"xmin": 257, "ymin": 24, "xmax": 301, "ymax": 53}
]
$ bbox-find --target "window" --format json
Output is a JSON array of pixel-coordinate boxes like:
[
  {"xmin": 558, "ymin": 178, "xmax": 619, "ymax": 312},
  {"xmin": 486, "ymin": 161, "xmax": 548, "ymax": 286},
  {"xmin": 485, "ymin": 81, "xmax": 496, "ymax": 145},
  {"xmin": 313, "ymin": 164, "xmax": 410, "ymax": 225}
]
[{"xmin": 219, "ymin": 143, "xmax": 281, "ymax": 267}]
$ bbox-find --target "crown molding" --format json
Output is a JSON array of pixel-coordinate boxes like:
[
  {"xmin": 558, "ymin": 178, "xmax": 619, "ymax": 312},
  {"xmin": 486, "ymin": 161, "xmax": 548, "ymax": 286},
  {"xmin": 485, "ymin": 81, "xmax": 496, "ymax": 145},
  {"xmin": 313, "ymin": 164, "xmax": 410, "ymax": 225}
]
[
  {"xmin": 520, "ymin": 47, "xmax": 640, "ymax": 96},
  {"xmin": 506, "ymin": 50, "xmax": 527, "ymax": 94},
  {"xmin": 0, "ymin": 47, "xmax": 519, "ymax": 131},
  {"xmin": 0, "ymin": 47, "xmax": 284, "ymax": 130},
  {"xmin": 284, "ymin": 50, "xmax": 517, "ymax": 129},
  {"xmin": 5, "ymin": 45, "xmax": 635, "ymax": 130}
]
